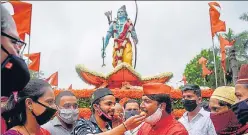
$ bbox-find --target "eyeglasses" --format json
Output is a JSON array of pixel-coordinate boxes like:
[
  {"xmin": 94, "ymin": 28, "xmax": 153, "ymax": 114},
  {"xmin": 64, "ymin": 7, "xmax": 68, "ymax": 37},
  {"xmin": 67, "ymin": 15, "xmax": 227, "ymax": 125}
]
[{"xmin": 1, "ymin": 32, "xmax": 27, "ymax": 55}]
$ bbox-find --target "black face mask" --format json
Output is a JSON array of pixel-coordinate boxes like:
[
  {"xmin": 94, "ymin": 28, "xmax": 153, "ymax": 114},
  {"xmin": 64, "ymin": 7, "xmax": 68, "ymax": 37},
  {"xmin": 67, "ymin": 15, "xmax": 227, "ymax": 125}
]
[
  {"xmin": 1, "ymin": 45, "xmax": 30, "ymax": 97},
  {"xmin": 182, "ymin": 99, "xmax": 198, "ymax": 112},
  {"xmin": 232, "ymin": 98, "xmax": 248, "ymax": 125},
  {"xmin": 125, "ymin": 110, "xmax": 139, "ymax": 120},
  {"xmin": 97, "ymin": 106, "xmax": 113, "ymax": 122},
  {"xmin": 31, "ymin": 101, "xmax": 57, "ymax": 125}
]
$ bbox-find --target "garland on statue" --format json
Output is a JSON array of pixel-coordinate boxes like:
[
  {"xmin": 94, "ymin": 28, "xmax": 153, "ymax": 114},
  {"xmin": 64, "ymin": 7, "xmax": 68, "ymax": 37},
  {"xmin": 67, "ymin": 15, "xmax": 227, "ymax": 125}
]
[{"xmin": 113, "ymin": 19, "xmax": 133, "ymax": 66}]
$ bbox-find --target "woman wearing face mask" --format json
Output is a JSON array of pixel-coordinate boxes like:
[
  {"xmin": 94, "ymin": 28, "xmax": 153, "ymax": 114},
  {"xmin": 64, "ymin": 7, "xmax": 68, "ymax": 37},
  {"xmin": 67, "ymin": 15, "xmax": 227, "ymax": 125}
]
[{"xmin": 2, "ymin": 79, "xmax": 57, "ymax": 135}]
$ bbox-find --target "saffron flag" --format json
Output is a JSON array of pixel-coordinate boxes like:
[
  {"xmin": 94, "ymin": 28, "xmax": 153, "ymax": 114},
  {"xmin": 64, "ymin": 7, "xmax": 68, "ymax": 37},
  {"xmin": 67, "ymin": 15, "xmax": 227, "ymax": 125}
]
[
  {"xmin": 24, "ymin": 52, "xmax": 40, "ymax": 72},
  {"xmin": 68, "ymin": 84, "xmax": 72, "ymax": 90},
  {"xmin": 46, "ymin": 72, "xmax": 58, "ymax": 86},
  {"xmin": 10, "ymin": 1, "xmax": 32, "ymax": 40},
  {"xmin": 198, "ymin": 57, "xmax": 208, "ymax": 65},
  {"xmin": 209, "ymin": 2, "xmax": 226, "ymax": 37},
  {"xmin": 219, "ymin": 35, "xmax": 235, "ymax": 73},
  {"xmin": 202, "ymin": 64, "xmax": 213, "ymax": 77},
  {"xmin": 198, "ymin": 57, "xmax": 212, "ymax": 78}
]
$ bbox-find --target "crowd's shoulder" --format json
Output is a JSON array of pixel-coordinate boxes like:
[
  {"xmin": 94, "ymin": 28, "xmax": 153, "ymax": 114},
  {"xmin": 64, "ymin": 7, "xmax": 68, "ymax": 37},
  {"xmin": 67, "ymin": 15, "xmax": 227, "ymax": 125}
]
[{"xmin": 72, "ymin": 118, "xmax": 96, "ymax": 135}]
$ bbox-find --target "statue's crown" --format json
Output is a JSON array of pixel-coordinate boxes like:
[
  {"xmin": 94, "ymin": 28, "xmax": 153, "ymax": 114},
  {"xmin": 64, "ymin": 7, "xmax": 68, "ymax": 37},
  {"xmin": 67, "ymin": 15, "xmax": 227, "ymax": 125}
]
[{"xmin": 120, "ymin": 5, "xmax": 126, "ymax": 11}]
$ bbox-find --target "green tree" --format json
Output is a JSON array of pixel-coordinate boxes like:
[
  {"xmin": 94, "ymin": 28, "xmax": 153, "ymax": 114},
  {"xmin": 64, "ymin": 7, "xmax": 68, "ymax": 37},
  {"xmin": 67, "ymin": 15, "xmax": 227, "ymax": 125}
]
[
  {"xmin": 29, "ymin": 70, "xmax": 44, "ymax": 79},
  {"xmin": 239, "ymin": 12, "xmax": 248, "ymax": 22},
  {"xmin": 184, "ymin": 49, "xmax": 226, "ymax": 89},
  {"xmin": 220, "ymin": 28, "xmax": 248, "ymax": 84}
]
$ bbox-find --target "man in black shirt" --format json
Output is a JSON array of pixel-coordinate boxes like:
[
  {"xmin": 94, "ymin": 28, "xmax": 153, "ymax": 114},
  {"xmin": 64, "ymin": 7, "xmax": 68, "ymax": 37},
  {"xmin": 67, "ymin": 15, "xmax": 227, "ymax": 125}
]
[{"xmin": 73, "ymin": 88, "xmax": 145, "ymax": 135}]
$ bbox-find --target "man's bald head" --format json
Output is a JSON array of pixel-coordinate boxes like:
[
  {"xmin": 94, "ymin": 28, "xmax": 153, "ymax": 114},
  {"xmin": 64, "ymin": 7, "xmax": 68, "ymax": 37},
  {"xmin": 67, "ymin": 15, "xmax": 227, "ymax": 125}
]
[
  {"xmin": 1, "ymin": 4, "xmax": 17, "ymax": 33},
  {"xmin": 1, "ymin": 4, "xmax": 19, "ymax": 63}
]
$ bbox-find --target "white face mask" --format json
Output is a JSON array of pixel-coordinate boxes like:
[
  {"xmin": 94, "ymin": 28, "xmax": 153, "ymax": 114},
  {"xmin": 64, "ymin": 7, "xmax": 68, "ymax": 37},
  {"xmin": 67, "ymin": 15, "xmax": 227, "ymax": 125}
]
[
  {"xmin": 59, "ymin": 108, "xmax": 79, "ymax": 124},
  {"xmin": 145, "ymin": 106, "xmax": 162, "ymax": 125}
]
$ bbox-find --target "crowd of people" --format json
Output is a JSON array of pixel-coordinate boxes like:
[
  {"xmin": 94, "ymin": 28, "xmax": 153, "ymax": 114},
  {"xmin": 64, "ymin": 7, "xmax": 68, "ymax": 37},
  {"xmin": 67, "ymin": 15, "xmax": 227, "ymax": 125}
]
[{"xmin": 1, "ymin": 4, "xmax": 248, "ymax": 135}]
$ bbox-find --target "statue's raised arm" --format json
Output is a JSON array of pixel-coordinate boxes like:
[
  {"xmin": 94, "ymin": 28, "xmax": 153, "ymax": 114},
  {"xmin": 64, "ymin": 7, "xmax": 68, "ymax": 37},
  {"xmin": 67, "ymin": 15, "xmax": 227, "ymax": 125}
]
[
  {"xmin": 103, "ymin": 23, "xmax": 113, "ymax": 50},
  {"xmin": 102, "ymin": 5, "xmax": 138, "ymax": 68}
]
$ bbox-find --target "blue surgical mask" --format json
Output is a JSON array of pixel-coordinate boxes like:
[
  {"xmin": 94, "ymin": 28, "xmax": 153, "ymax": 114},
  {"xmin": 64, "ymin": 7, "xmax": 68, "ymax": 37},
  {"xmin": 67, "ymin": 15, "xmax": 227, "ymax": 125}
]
[{"xmin": 125, "ymin": 110, "xmax": 139, "ymax": 120}]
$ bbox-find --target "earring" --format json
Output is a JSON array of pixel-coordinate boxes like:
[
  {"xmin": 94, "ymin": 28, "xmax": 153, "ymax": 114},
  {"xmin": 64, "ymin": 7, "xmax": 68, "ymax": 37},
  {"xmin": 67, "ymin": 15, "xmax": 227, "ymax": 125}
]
[{"xmin": 28, "ymin": 106, "xmax": 33, "ymax": 111}]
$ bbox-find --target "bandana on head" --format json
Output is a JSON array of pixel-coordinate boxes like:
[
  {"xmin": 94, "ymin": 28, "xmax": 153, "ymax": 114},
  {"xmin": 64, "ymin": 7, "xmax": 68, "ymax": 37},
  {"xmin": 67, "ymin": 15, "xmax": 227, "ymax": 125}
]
[{"xmin": 236, "ymin": 64, "xmax": 248, "ymax": 84}]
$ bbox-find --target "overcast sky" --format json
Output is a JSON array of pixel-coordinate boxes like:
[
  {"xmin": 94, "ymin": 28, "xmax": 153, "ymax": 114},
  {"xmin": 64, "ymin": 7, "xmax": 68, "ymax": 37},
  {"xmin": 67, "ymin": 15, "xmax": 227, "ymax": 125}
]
[{"xmin": 3, "ymin": 1, "xmax": 248, "ymax": 89}]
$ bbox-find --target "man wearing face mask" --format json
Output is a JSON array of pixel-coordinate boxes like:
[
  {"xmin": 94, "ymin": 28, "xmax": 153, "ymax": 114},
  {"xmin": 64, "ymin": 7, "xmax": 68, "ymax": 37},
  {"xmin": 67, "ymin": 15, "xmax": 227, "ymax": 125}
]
[
  {"xmin": 137, "ymin": 83, "xmax": 188, "ymax": 135},
  {"xmin": 178, "ymin": 84, "xmax": 217, "ymax": 135},
  {"xmin": 124, "ymin": 99, "xmax": 143, "ymax": 135},
  {"xmin": 232, "ymin": 64, "xmax": 248, "ymax": 134},
  {"xmin": 42, "ymin": 91, "xmax": 79, "ymax": 135},
  {"xmin": 73, "ymin": 88, "xmax": 146, "ymax": 135},
  {"xmin": 1, "ymin": 5, "xmax": 30, "ymax": 134},
  {"xmin": 209, "ymin": 86, "xmax": 248, "ymax": 135}
]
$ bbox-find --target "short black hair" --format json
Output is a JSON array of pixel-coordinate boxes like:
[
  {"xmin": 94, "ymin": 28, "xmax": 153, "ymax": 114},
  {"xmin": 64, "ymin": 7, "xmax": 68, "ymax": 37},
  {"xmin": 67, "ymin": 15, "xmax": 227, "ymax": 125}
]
[
  {"xmin": 55, "ymin": 90, "xmax": 76, "ymax": 105},
  {"xmin": 124, "ymin": 99, "xmax": 140, "ymax": 109},
  {"xmin": 2, "ymin": 79, "xmax": 51, "ymax": 129},
  {"xmin": 182, "ymin": 84, "xmax": 201, "ymax": 97},
  {"xmin": 218, "ymin": 100, "xmax": 232, "ymax": 109},
  {"xmin": 146, "ymin": 94, "xmax": 172, "ymax": 114}
]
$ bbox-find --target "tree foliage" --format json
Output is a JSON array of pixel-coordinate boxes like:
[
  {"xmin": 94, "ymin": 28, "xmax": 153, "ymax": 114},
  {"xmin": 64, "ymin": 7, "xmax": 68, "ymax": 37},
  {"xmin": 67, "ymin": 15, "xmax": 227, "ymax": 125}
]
[
  {"xmin": 239, "ymin": 12, "xmax": 248, "ymax": 22},
  {"xmin": 29, "ymin": 70, "xmax": 44, "ymax": 79},
  {"xmin": 184, "ymin": 29, "xmax": 248, "ymax": 88},
  {"xmin": 223, "ymin": 29, "xmax": 248, "ymax": 63},
  {"xmin": 184, "ymin": 49, "xmax": 226, "ymax": 89}
]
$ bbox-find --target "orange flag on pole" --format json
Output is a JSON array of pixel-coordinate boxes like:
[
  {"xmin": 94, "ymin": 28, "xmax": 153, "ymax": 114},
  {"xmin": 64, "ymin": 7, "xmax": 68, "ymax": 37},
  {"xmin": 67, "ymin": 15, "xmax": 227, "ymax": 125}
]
[
  {"xmin": 46, "ymin": 72, "xmax": 58, "ymax": 86},
  {"xmin": 219, "ymin": 35, "xmax": 235, "ymax": 73},
  {"xmin": 198, "ymin": 57, "xmax": 208, "ymax": 65},
  {"xmin": 68, "ymin": 84, "xmax": 72, "ymax": 90},
  {"xmin": 10, "ymin": 1, "xmax": 32, "ymax": 40},
  {"xmin": 202, "ymin": 64, "xmax": 213, "ymax": 77},
  {"xmin": 209, "ymin": 2, "xmax": 226, "ymax": 37},
  {"xmin": 24, "ymin": 52, "xmax": 40, "ymax": 72},
  {"xmin": 198, "ymin": 57, "xmax": 212, "ymax": 78}
]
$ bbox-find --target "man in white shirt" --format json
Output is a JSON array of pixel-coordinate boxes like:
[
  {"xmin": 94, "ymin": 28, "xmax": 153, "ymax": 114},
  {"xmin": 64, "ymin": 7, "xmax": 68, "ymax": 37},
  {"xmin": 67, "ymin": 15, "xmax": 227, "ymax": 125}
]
[{"xmin": 178, "ymin": 84, "xmax": 217, "ymax": 135}]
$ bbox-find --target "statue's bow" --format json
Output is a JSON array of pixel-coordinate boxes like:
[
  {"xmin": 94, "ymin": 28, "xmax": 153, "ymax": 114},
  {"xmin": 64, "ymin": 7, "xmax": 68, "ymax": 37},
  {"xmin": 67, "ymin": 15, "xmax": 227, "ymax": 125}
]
[{"xmin": 133, "ymin": 0, "xmax": 138, "ymax": 69}]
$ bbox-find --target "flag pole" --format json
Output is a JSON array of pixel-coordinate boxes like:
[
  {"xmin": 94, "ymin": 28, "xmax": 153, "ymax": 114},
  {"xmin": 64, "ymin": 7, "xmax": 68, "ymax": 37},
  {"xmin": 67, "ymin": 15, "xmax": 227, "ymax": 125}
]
[
  {"xmin": 211, "ymin": 38, "xmax": 218, "ymax": 88},
  {"xmin": 204, "ymin": 77, "xmax": 206, "ymax": 86},
  {"xmin": 27, "ymin": 5, "xmax": 33, "ymax": 66},
  {"xmin": 38, "ymin": 53, "xmax": 40, "ymax": 79},
  {"xmin": 223, "ymin": 71, "xmax": 226, "ymax": 85},
  {"xmin": 209, "ymin": 2, "xmax": 218, "ymax": 88}
]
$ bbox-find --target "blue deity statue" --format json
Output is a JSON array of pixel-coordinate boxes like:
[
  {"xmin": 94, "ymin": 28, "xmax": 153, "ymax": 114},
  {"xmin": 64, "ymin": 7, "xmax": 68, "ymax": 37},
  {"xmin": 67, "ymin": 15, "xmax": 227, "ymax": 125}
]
[{"xmin": 102, "ymin": 5, "xmax": 138, "ymax": 68}]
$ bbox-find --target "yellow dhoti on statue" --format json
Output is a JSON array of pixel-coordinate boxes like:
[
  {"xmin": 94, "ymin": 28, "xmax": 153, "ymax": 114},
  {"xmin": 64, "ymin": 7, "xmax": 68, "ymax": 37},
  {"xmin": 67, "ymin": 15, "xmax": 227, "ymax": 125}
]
[{"xmin": 112, "ymin": 42, "xmax": 133, "ymax": 67}]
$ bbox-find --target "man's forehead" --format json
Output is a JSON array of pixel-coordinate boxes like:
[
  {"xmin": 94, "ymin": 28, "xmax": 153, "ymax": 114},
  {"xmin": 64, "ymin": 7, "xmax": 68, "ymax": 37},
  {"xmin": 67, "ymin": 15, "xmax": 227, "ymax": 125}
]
[
  {"xmin": 142, "ymin": 96, "xmax": 151, "ymax": 100},
  {"xmin": 183, "ymin": 90, "xmax": 195, "ymax": 95},
  {"xmin": 101, "ymin": 96, "xmax": 116, "ymax": 103},
  {"xmin": 60, "ymin": 96, "xmax": 77, "ymax": 102},
  {"xmin": 4, "ymin": 29, "xmax": 20, "ymax": 40}
]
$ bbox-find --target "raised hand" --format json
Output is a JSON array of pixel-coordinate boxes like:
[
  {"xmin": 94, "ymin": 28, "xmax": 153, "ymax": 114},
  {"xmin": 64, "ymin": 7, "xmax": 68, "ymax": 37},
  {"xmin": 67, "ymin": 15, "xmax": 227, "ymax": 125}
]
[{"xmin": 123, "ymin": 115, "xmax": 145, "ymax": 130}]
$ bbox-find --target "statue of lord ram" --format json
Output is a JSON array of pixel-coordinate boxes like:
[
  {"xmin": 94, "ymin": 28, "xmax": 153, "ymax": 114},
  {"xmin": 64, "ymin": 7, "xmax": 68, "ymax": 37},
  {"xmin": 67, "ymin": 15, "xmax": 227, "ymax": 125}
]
[{"xmin": 102, "ymin": 5, "xmax": 138, "ymax": 68}]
